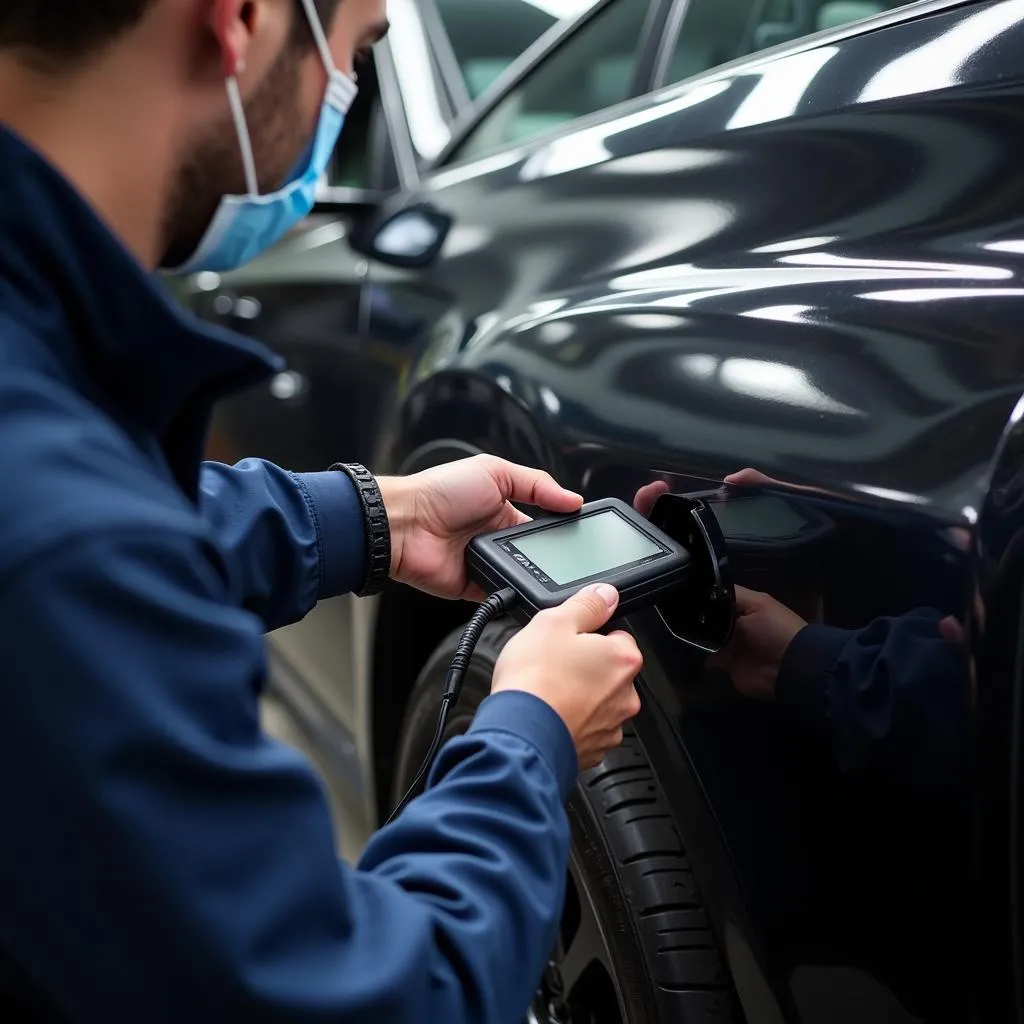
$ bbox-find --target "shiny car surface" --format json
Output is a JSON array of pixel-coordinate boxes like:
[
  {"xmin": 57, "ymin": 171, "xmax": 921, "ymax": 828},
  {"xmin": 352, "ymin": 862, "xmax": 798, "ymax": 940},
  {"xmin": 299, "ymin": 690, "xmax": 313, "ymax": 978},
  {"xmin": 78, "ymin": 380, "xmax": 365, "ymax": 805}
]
[{"xmin": 185, "ymin": 1, "xmax": 1024, "ymax": 1021}]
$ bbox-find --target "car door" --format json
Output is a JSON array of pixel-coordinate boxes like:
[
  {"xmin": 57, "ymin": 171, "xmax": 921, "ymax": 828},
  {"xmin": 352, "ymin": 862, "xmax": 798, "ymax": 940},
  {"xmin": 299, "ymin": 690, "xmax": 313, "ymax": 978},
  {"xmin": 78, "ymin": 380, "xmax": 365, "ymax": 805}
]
[{"xmin": 355, "ymin": 1, "xmax": 1023, "ymax": 1019}]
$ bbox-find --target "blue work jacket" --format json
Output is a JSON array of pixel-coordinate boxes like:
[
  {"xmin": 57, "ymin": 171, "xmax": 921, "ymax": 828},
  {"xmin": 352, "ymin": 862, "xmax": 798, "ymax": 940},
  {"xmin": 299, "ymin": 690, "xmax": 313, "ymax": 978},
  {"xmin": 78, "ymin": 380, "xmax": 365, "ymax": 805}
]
[{"xmin": 0, "ymin": 124, "xmax": 575, "ymax": 1023}]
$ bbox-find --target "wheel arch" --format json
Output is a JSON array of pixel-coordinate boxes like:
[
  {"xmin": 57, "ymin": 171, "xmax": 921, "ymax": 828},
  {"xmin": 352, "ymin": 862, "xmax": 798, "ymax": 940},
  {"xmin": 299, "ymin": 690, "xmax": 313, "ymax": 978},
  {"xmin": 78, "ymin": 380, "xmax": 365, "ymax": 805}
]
[{"xmin": 368, "ymin": 374, "xmax": 568, "ymax": 823}]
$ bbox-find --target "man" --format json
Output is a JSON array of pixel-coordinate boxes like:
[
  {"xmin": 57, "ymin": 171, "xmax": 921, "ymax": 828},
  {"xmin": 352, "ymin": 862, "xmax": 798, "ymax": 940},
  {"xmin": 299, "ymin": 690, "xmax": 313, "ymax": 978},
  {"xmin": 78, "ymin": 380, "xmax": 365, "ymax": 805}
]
[{"xmin": 0, "ymin": 1, "xmax": 644, "ymax": 1021}]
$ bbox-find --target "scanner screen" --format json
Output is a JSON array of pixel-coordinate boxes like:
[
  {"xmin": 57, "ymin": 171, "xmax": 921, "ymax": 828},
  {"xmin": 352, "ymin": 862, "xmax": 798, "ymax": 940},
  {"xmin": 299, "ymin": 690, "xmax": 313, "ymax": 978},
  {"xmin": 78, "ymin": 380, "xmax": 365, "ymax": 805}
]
[{"xmin": 513, "ymin": 510, "xmax": 663, "ymax": 586}]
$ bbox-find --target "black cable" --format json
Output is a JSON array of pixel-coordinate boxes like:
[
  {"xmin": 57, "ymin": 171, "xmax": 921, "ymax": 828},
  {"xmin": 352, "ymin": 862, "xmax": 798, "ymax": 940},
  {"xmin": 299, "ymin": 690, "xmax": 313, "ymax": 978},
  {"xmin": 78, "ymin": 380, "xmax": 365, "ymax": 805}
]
[{"xmin": 385, "ymin": 587, "xmax": 518, "ymax": 826}]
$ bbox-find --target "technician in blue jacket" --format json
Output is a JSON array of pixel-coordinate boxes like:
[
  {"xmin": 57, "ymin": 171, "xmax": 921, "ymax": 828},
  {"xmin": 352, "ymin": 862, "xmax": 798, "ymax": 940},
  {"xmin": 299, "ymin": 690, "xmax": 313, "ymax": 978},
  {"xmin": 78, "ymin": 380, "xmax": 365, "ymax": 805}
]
[{"xmin": 0, "ymin": 1, "xmax": 645, "ymax": 1021}]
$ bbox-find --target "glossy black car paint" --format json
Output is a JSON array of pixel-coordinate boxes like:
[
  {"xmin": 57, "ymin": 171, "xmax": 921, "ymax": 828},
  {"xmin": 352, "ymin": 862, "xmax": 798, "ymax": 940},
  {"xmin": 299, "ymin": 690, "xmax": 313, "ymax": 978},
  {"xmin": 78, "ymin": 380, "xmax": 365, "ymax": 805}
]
[{"xmin": 191, "ymin": 2, "xmax": 1024, "ymax": 1021}]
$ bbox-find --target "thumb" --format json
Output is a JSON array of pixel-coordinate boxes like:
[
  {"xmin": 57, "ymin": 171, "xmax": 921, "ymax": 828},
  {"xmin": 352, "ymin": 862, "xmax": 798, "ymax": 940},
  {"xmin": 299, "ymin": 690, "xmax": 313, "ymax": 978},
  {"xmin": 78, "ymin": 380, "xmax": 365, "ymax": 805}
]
[
  {"xmin": 559, "ymin": 583, "xmax": 619, "ymax": 633},
  {"xmin": 733, "ymin": 585, "xmax": 765, "ymax": 615}
]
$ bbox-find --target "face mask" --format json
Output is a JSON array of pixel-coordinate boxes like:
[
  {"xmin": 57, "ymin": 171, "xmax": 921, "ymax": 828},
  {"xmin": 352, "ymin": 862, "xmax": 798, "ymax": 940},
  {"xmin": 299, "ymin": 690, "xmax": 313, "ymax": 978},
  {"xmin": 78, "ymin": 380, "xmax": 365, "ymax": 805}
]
[{"xmin": 166, "ymin": 0, "xmax": 358, "ymax": 276}]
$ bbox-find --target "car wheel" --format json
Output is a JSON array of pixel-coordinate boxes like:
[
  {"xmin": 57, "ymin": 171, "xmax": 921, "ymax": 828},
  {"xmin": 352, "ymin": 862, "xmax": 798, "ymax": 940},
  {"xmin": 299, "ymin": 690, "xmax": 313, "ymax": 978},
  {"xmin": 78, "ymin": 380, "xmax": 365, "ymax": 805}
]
[{"xmin": 392, "ymin": 621, "xmax": 738, "ymax": 1024}]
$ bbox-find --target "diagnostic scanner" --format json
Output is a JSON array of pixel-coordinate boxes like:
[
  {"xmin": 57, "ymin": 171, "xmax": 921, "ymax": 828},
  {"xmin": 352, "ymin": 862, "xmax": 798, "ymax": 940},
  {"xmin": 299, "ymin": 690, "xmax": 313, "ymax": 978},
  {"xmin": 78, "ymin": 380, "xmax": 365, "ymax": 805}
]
[
  {"xmin": 389, "ymin": 494, "xmax": 729, "ymax": 824},
  {"xmin": 467, "ymin": 497, "xmax": 692, "ymax": 625}
]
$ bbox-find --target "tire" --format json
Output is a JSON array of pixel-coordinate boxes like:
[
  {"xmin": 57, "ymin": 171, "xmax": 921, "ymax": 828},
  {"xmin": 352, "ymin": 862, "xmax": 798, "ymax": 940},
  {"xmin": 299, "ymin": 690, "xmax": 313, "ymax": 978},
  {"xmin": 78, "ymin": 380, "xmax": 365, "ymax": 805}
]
[{"xmin": 392, "ymin": 621, "xmax": 738, "ymax": 1024}]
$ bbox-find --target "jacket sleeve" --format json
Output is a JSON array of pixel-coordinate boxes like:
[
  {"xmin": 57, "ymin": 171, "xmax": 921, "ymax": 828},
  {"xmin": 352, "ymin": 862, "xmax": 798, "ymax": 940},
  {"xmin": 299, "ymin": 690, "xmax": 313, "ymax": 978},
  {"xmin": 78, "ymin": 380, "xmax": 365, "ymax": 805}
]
[
  {"xmin": 0, "ymin": 525, "xmax": 576, "ymax": 1024},
  {"xmin": 775, "ymin": 611, "xmax": 970, "ymax": 794},
  {"xmin": 198, "ymin": 458, "xmax": 367, "ymax": 630}
]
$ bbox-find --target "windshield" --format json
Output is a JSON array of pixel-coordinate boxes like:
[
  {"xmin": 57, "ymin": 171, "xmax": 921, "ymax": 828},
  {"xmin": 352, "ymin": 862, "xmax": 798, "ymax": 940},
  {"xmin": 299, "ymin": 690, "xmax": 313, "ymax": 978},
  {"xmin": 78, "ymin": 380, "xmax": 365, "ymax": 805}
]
[{"xmin": 435, "ymin": 0, "xmax": 600, "ymax": 100}]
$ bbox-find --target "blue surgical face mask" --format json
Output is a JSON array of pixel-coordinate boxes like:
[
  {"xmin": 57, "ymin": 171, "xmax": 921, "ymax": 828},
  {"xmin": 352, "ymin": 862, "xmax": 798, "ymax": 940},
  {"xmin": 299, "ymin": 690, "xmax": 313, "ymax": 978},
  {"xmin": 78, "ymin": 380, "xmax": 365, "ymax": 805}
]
[{"xmin": 167, "ymin": 0, "xmax": 358, "ymax": 276}]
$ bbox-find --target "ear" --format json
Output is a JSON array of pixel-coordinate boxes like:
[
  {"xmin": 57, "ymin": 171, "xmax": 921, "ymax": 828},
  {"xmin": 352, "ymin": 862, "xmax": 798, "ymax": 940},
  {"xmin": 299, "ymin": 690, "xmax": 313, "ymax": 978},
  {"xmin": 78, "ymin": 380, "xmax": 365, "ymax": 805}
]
[{"xmin": 208, "ymin": 0, "xmax": 257, "ymax": 77}]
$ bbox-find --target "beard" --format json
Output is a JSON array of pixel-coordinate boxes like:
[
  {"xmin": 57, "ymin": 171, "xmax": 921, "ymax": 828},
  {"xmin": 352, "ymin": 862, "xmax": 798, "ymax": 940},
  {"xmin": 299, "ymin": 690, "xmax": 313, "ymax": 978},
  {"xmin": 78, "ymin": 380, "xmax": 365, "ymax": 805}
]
[{"xmin": 159, "ymin": 40, "xmax": 312, "ymax": 269}]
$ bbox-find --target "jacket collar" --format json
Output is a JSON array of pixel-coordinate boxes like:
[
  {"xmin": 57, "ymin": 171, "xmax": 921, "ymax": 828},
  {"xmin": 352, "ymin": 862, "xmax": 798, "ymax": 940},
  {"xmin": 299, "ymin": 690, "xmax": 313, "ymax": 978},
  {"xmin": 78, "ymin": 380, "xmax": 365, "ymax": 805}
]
[{"xmin": 0, "ymin": 124, "xmax": 282, "ymax": 441}]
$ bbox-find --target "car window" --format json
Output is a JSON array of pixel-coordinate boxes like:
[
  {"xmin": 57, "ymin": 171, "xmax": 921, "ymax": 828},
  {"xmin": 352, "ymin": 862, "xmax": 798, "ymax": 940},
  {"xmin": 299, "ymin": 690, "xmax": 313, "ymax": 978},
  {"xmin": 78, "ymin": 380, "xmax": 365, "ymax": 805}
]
[
  {"xmin": 328, "ymin": 104, "xmax": 373, "ymax": 188},
  {"xmin": 665, "ymin": 0, "xmax": 911, "ymax": 86},
  {"xmin": 326, "ymin": 58, "xmax": 399, "ymax": 191},
  {"xmin": 435, "ymin": 0, "xmax": 600, "ymax": 100},
  {"xmin": 450, "ymin": 0, "xmax": 653, "ymax": 165}
]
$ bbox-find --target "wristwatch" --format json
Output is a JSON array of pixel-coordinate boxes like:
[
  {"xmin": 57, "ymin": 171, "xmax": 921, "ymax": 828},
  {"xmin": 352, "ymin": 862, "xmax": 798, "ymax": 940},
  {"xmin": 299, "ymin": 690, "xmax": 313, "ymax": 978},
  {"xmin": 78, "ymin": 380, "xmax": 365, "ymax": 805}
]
[{"xmin": 329, "ymin": 462, "xmax": 391, "ymax": 597}]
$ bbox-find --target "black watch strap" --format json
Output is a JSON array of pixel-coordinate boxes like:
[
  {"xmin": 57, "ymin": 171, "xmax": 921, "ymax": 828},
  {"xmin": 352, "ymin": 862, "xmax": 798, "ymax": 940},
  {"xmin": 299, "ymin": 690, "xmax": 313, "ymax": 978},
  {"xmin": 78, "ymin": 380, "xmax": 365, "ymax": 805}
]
[{"xmin": 329, "ymin": 462, "xmax": 391, "ymax": 597}]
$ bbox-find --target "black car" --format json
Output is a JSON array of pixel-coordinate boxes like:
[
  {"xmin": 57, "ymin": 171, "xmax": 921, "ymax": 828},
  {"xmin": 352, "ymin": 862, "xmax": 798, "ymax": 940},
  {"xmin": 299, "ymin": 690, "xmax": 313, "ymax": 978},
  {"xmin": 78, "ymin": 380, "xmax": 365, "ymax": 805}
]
[{"xmin": 184, "ymin": 1, "xmax": 1024, "ymax": 1021}]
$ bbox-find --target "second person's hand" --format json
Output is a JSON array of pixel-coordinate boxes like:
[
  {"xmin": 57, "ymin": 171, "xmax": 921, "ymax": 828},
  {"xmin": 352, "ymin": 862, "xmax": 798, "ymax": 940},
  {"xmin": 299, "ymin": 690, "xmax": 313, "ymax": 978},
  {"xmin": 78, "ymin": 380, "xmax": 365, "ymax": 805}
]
[
  {"xmin": 491, "ymin": 584, "xmax": 643, "ymax": 770},
  {"xmin": 710, "ymin": 586, "xmax": 807, "ymax": 699}
]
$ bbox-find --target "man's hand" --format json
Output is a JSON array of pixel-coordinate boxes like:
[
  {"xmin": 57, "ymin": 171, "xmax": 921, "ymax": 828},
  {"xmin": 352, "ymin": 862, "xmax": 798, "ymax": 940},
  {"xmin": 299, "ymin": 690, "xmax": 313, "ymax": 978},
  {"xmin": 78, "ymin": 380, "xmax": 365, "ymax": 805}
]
[
  {"xmin": 710, "ymin": 586, "xmax": 807, "ymax": 700},
  {"xmin": 492, "ymin": 584, "xmax": 643, "ymax": 770},
  {"xmin": 378, "ymin": 455, "xmax": 583, "ymax": 600}
]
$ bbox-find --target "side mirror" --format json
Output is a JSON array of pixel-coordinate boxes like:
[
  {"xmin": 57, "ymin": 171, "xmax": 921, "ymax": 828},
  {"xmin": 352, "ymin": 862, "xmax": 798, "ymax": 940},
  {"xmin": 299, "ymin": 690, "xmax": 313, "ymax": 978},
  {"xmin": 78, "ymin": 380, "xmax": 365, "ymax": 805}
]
[{"xmin": 349, "ymin": 202, "xmax": 453, "ymax": 269}]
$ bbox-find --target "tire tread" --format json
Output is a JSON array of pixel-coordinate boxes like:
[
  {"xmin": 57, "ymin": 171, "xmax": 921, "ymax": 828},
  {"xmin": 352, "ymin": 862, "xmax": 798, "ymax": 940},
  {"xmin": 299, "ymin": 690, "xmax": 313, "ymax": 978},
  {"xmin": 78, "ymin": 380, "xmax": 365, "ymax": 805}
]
[{"xmin": 583, "ymin": 730, "xmax": 737, "ymax": 1021}]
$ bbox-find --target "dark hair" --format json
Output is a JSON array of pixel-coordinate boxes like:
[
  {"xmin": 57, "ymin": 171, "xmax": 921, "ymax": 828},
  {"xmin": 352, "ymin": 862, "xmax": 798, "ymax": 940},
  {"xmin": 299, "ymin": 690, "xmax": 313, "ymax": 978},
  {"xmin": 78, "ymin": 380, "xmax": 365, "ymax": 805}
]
[{"xmin": 0, "ymin": 0, "xmax": 342, "ymax": 65}]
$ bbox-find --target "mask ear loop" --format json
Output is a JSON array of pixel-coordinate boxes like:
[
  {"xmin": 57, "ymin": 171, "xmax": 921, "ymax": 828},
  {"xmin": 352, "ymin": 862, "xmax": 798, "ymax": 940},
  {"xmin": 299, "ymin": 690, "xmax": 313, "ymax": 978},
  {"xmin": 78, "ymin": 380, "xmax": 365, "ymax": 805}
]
[
  {"xmin": 226, "ymin": 1, "xmax": 350, "ymax": 202},
  {"xmin": 297, "ymin": 0, "xmax": 337, "ymax": 75},
  {"xmin": 226, "ymin": 76, "xmax": 260, "ymax": 198}
]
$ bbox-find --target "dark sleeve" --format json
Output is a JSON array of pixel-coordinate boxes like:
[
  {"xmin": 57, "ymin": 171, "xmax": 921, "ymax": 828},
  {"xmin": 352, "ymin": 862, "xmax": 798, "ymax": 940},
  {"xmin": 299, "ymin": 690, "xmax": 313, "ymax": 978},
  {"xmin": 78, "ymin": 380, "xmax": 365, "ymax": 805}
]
[
  {"xmin": 0, "ymin": 526, "xmax": 576, "ymax": 1024},
  {"xmin": 776, "ymin": 611, "xmax": 970, "ymax": 792},
  {"xmin": 198, "ymin": 458, "xmax": 366, "ymax": 630}
]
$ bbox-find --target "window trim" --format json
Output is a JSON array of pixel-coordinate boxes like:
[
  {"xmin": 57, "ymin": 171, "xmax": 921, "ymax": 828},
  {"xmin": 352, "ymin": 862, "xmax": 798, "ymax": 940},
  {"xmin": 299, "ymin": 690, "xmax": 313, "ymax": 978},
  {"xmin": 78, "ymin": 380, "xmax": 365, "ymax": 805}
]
[
  {"xmin": 431, "ymin": 0, "xmax": 670, "ymax": 169},
  {"xmin": 651, "ymin": 0, "xmax": 694, "ymax": 88},
  {"xmin": 651, "ymin": 0, "xmax": 984, "ymax": 93},
  {"xmin": 381, "ymin": 0, "xmax": 459, "ymax": 166},
  {"xmin": 418, "ymin": 0, "xmax": 474, "ymax": 114},
  {"xmin": 632, "ymin": 0, "xmax": 686, "ymax": 95},
  {"xmin": 371, "ymin": 37, "xmax": 423, "ymax": 189}
]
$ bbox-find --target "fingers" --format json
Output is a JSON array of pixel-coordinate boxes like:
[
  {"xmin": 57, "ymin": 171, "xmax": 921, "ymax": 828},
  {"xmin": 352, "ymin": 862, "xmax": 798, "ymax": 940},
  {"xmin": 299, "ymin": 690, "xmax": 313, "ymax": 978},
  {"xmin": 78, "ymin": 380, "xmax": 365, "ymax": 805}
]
[
  {"xmin": 553, "ymin": 583, "xmax": 619, "ymax": 633},
  {"xmin": 580, "ymin": 730, "xmax": 625, "ymax": 770},
  {"xmin": 633, "ymin": 480, "xmax": 670, "ymax": 518},
  {"xmin": 723, "ymin": 467, "xmax": 821, "ymax": 496},
  {"xmin": 483, "ymin": 456, "xmax": 583, "ymax": 514},
  {"xmin": 606, "ymin": 629, "xmax": 644, "ymax": 680},
  {"xmin": 706, "ymin": 587, "xmax": 761, "ymax": 670},
  {"xmin": 723, "ymin": 468, "xmax": 775, "ymax": 487},
  {"xmin": 581, "ymin": 711, "xmax": 652, "ymax": 768},
  {"xmin": 732, "ymin": 585, "xmax": 765, "ymax": 614},
  {"xmin": 938, "ymin": 615, "xmax": 966, "ymax": 646},
  {"xmin": 623, "ymin": 682, "xmax": 643, "ymax": 719}
]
